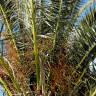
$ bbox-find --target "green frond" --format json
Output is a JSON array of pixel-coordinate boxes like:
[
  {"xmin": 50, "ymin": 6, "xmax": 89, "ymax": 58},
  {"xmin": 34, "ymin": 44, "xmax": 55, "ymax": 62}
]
[
  {"xmin": 0, "ymin": 77, "xmax": 12, "ymax": 96},
  {"xmin": 0, "ymin": 56, "xmax": 21, "ymax": 92},
  {"xmin": 0, "ymin": 1, "xmax": 20, "ymax": 61}
]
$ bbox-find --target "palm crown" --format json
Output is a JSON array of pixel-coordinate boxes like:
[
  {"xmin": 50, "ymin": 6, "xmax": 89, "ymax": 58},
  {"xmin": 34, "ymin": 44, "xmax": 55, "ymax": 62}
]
[{"xmin": 0, "ymin": 0, "xmax": 96, "ymax": 96}]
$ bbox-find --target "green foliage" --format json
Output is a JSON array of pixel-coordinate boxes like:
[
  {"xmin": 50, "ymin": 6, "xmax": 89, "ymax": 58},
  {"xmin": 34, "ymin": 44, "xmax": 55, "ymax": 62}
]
[
  {"xmin": 67, "ymin": 4, "xmax": 96, "ymax": 96},
  {"xmin": 0, "ymin": 77, "xmax": 12, "ymax": 96},
  {"xmin": 0, "ymin": 0, "xmax": 96, "ymax": 96}
]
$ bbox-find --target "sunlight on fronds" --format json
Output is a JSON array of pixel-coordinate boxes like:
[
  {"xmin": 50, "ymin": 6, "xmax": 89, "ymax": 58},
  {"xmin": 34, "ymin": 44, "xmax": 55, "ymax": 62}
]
[{"xmin": 91, "ymin": 88, "xmax": 96, "ymax": 96}]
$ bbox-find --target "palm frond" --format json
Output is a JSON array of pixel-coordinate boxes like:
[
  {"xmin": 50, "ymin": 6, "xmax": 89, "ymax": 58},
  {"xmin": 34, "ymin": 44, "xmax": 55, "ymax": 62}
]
[
  {"xmin": 0, "ymin": 56, "xmax": 21, "ymax": 92},
  {"xmin": 67, "ymin": 5, "xmax": 96, "ymax": 96},
  {"xmin": 0, "ymin": 77, "xmax": 12, "ymax": 96},
  {"xmin": 0, "ymin": 0, "xmax": 21, "ymax": 61}
]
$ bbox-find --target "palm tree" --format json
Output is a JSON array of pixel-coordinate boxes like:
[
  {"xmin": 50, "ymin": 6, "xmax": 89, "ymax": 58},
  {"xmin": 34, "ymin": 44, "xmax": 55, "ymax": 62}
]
[
  {"xmin": 0, "ymin": 0, "xmax": 96, "ymax": 96},
  {"xmin": 67, "ymin": 1, "xmax": 96, "ymax": 95}
]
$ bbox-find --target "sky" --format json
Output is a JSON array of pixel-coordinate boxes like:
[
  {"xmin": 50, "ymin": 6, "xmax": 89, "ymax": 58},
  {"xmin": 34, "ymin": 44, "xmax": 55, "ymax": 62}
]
[
  {"xmin": 75, "ymin": 0, "xmax": 96, "ymax": 26},
  {"xmin": 0, "ymin": 86, "xmax": 7, "ymax": 96}
]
